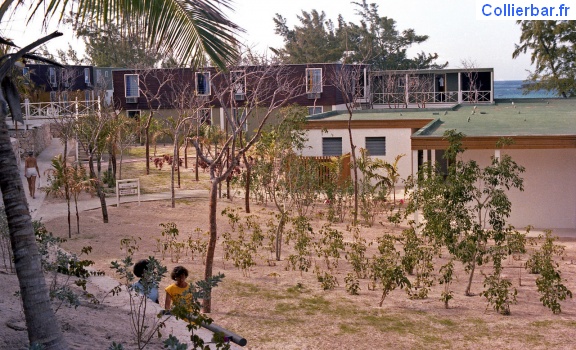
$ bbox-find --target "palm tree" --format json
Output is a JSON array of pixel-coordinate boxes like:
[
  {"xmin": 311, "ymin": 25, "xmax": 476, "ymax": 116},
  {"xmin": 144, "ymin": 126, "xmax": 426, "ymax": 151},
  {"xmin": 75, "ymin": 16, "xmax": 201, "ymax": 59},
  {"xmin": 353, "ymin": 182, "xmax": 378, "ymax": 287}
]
[
  {"xmin": 44, "ymin": 155, "xmax": 94, "ymax": 235},
  {"xmin": 1, "ymin": 0, "xmax": 241, "ymax": 70},
  {"xmin": 0, "ymin": 2, "xmax": 241, "ymax": 348}
]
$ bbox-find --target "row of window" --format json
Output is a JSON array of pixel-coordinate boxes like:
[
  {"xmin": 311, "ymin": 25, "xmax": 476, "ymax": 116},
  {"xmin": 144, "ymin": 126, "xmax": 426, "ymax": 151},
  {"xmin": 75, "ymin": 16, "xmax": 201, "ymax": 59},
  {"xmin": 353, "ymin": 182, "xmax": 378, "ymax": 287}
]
[
  {"xmin": 124, "ymin": 68, "xmax": 330, "ymax": 100},
  {"xmin": 322, "ymin": 137, "xmax": 386, "ymax": 156},
  {"xmin": 49, "ymin": 90, "xmax": 94, "ymax": 103},
  {"xmin": 124, "ymin": 71, "xmax": 241, "ymax": 99},
  {"xmin": 47, "ymin": 67, "xmax": 93, "ymax": 87}
]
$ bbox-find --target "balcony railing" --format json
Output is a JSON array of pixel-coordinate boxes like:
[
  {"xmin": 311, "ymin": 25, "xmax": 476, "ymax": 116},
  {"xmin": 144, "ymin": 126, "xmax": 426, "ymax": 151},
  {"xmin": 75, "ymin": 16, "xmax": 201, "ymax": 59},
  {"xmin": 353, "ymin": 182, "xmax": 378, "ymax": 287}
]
[
  {"xmin": 462, "ymin": 90, "xmax": 491, "ymax": 102},
  {"xmin": 19, "ymin": 98, "xmax": 101, "ymax": 127},
  {"xmin": 372, "ymin": 90, "xmax": 490, "ymax": 106}
]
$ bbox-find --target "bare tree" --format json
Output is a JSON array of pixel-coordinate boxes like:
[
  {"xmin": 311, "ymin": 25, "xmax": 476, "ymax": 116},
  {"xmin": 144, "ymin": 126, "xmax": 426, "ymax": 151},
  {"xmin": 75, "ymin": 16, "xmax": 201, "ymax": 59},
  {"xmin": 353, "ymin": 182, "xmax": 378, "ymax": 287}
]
[
  {"xmin": 192, "ymin": 63, "xmax": 303, "ymax": 312},
  {"xmin": 330, "ymin": 64, "xmax": 369, "ymax": 224},
  {"xmin": 407, "ymin": 73, "xmax": 434, "ymax": 108},
  {"xmin": 137, "ymin": 69, "xmax": 175, "ymax": 174},
  {"xmin": 164, "ymin": 72, "xmax": 210, "ymax": 207},
  {"xmin": 461, "ymin": 59, "xmax": 481, "ymax": 104},
  {"xmin": 75, "ymin": 108, "xmax": 113, "ymax": 223}
]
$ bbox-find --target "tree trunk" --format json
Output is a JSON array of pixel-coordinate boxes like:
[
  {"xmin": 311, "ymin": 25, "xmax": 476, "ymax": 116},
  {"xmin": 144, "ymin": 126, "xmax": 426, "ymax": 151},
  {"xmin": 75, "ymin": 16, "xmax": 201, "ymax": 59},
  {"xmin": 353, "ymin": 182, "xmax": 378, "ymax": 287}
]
[
  {"xmin": 63, "ymin": 140, "xmax": 72, "ymax": 238},
  {"xmin": 275, "ymin": 212, "xmax": 287, "ymax": 261},
  {"xmin": 348, "ymin": 113, "xmax": 359, "ymax": 224},
  {"xmin": 145, "ymin": 127, "xmax": 150, "ymax": 175},
  {"xmin": 74, "ymin": 196, "xmax": 80, "ymax": 234},
  {"xmin": 88, "ymin": 154, "xmax": 108, "ymax": 223},
  {"xmin": 66, "ymin": 192, "xmax": 71, "ymax": 237},
  {"xmin": 184, "ymin": 139, "xmax": 188, "ymax": 169},
  {"xmin": 171, "ymin": 138, "xmax": 177, "ymax": 208},
  {"xmin": 0, "ymin": 105, "xmax": 68, "ymax": 349},
  {"xmin": 203, "ymin": 179, "xmax": 220, "ymax": 313},
  {"xmin": 465, "ymin": 250, "xmax": 478, "ymax": 296},
  {"xmin": 195, "ymin": 151, "xmax": 199, "ymax": 181},
  {"xmin": 242, "ymin": 153, "xmax": 250, "ymax": 213}
]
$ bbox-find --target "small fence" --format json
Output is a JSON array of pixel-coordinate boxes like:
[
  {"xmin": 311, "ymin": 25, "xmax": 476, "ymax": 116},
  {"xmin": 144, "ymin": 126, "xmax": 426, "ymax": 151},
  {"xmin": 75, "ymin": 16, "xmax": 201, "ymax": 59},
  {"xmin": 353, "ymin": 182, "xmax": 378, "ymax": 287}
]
[{"xmin": 299, "ymin": 153, "xmax": 351, "ymax": 187}]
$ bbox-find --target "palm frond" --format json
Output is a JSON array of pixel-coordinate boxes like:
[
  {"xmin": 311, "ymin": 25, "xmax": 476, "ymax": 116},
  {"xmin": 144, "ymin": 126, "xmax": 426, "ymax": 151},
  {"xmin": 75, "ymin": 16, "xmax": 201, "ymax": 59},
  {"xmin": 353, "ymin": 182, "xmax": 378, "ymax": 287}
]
[{"xmin": 18, "ymin": 0, "xmax": 242, "ymax": 70}]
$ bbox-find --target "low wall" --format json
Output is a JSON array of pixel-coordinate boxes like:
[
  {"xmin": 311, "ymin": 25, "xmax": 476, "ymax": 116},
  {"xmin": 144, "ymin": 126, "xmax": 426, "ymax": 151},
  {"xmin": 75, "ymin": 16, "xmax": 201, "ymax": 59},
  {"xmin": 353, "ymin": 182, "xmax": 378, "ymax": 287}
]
[{"xmin": 9, "ymin": 123, "xmax": 52, "ymax": 158}]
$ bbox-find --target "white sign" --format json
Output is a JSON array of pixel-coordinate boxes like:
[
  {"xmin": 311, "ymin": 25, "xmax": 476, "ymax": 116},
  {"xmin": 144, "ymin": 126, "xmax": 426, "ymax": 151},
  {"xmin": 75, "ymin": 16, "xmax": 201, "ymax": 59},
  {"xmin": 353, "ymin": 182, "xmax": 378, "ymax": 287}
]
[{"xmin": 116, "ymin": 178, "xmax": 140, "ymax": 206}]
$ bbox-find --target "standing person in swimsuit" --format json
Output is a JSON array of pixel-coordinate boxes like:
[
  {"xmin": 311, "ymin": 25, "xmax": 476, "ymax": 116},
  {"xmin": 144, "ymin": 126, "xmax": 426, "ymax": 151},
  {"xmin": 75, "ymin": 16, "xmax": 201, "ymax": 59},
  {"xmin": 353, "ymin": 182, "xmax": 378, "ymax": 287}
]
[{"xmin": 24, "ymin": 151, "xmax": 40, "ymax": 199}]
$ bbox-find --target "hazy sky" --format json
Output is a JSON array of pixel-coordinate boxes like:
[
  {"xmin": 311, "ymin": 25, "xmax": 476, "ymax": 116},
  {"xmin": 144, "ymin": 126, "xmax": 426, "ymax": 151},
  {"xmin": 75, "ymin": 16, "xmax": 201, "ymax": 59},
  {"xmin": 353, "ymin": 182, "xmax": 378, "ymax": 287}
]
[{"xmin": 1, "ymin": 0, "xmax": 534, "ymax": 80}]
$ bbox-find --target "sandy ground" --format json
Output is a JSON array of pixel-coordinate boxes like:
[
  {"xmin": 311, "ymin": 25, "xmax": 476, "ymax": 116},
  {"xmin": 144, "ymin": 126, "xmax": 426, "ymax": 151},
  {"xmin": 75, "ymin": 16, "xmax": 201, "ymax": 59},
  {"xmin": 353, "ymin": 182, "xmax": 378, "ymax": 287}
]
[
  {"xmin": 2, "ymin": 193, "xmax": 575, "ymax": 350},
  {"xmin": 2, "ymin": 139, "xmax": 575, "ymax": 349}
]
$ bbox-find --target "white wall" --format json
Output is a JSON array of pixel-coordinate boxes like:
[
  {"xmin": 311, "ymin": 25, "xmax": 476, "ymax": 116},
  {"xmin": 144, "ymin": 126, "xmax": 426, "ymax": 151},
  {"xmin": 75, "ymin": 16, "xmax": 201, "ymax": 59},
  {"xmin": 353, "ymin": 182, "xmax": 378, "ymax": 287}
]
[
  {"xmin": 461, "ymin": 149, "xmax": 576, "ymax": 230},
  {"xmin": 301, "ymin": 128, "xmax": 414, "ymax": 184}
]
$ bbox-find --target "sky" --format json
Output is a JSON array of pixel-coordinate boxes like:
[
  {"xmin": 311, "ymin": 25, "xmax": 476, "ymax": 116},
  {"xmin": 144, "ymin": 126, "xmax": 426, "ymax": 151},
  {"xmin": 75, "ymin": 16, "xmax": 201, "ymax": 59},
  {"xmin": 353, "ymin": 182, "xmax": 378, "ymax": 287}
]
[{"xmin": 1, "ymin": 0, "xmax": 534, "ymax": 81}]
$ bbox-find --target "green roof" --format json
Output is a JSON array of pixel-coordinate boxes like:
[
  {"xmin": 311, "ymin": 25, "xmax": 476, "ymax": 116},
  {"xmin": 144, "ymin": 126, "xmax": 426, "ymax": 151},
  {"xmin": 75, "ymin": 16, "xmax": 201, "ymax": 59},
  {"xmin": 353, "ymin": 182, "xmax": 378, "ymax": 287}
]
[{"xmin": 308, "ymin": 99, "xmax": 576, "ymax": 138}]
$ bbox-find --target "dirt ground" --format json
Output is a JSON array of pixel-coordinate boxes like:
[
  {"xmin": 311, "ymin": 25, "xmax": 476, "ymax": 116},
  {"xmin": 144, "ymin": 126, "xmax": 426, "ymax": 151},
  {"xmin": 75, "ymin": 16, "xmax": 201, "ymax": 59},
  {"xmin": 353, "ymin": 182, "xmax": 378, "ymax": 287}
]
[{"xmin": 2, "ymin": 194, "xmax": 576, "ymax": 350}]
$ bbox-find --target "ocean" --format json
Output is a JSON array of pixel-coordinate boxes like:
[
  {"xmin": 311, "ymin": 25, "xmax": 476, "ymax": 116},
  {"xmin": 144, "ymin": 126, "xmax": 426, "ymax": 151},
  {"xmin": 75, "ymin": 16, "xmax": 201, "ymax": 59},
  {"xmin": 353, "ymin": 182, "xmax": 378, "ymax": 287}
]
[{"xmin": 494, "ymin": 80, "xmax": 556, "ymax": 99}]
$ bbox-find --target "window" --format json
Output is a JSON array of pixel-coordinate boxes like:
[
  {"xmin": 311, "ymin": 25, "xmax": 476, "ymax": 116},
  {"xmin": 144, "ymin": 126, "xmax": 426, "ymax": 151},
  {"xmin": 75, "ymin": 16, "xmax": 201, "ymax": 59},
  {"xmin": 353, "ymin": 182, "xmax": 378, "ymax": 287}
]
[
  {"xmin": 365, "ymin": 137, "xmax": 386, "ymax": 156},
  {"xmin": 355, "ymin": 68, "xmax": 367, "ymax": 98},
  {"xmin": 127, "ymin": 110, "xmax": 141, "ymax": 119},
  {"xmin": 49, "ymin": 67, "xmax": 57, "ymax": 87},
  {"xmin": 85, "ymin": 90, "xmax": 92, "ymax": 102},
  {"xmin": 105, "ymin": 70, "xmax": 109, "ymax": 78},
  {"xmin": 62, "ymin": 69, "xmax": 71, "ymax": 87},
  {"xmin": 198, "ymin": 108, "xmax": 211, "ymax": 125},
  {"xmin": 96, "ymin": 70, "xmax": 102, "ymax": 84},
  {"xmin": 231, "ymin": 70, "xmax": 245, "ymax": 99},
  {"xmin": 84, "ymin": 68, "xmax": 91, "ymax": 84},
  {"xmin": 305, "ymin": 68, "xmax": 322, "ymax": 94},
  {"xmin": 322, "ymin": 137, "xmax": 342, "ymax": 156},
  {"xmin": 22, "ymin": 67, "xmax": 30, "ymax": 84},
  {"xmin": 125, "ymin": 74, "xmax": 139, "ymax": 100},
  {"xmin": 196, "ymin": 72, "xmax": 211, "ymax": 95},
  {"xmin": 308, "ymin": 106, "xmax": 323, "ymax": 115},
  {"xmin": 50, "ymin": 91, "xmax": 57, "ymax": 102},
  {"xmin": 233, "ymin": 108, "xmax": 247, "ymax": 132}
]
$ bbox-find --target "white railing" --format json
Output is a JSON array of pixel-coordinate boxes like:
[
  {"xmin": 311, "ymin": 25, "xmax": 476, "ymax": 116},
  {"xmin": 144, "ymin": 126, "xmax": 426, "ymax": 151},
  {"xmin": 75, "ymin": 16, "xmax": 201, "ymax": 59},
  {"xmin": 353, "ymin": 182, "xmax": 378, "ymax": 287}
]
[
  {"xmin": 373, "ymin": 91, "xmax": 460, "ymax": 106},
  {"xmin": 21, "ymin": 97, "xmax": 101, "ymax": 126},
  {"xmin": 462, "ymin": 90, "xmax": 491, "ymax": 102}
]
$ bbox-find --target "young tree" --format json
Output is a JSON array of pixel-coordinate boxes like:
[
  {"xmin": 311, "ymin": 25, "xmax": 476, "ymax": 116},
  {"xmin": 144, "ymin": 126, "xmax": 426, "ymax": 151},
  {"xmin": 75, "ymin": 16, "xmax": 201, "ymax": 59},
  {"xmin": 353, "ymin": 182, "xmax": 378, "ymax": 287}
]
[
  {"xmin": 163, "ymin": 73, "xmax": 210, "ymax": 207},
  {"xmin": 137, "ymin": 69, "xmax": 175, "ymax": 175},
  {"xmin": 44, "ymin": 155, "xmax": 94, "ymax": 235},
  {"xmin": 251, "ymin": 105, "xmax": 309, "ymax": 260},
  {"xmin": 192, "ymin": 63, "xmax": 304, "ymax": 312},
  {"xmin": 404, "ymin": 131, "xmax": 525, "ymax": 296},
  {"xmin": 76, "ymin": 109, "xmax": 114, "ymax": 223},
  {"xmin": 330, "ymin": 64, "xmax": 367, "ymax": 224}
]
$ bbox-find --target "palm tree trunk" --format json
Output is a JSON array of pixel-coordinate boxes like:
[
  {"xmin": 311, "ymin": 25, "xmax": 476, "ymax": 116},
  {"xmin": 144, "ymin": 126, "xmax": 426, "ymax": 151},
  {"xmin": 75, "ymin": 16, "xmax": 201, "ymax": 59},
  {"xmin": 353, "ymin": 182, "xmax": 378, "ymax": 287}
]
[{"xmin": 0, "ymin": 105, "xmax": 67, "ymax": 349}]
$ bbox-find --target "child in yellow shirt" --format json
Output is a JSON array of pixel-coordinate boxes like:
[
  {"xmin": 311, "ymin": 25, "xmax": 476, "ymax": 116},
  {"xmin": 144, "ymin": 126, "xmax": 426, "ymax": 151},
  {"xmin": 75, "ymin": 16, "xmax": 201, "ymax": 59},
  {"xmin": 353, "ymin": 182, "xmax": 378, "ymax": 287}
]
[{"xmin": 164, "ymin": 266, "xmax": 193, "ymax": 318}]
